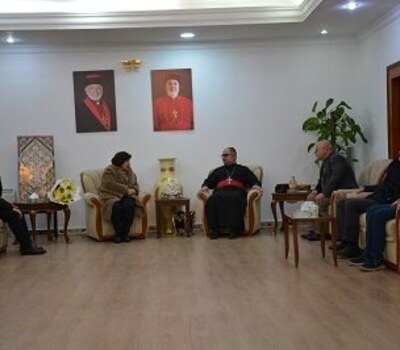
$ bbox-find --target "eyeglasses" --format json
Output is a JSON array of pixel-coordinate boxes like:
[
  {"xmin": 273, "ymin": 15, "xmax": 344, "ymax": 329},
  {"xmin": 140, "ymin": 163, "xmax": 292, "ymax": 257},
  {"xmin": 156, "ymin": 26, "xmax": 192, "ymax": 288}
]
[{"xmin": 221, "ymin": 154, "xmax": 232, "ymax": 157}]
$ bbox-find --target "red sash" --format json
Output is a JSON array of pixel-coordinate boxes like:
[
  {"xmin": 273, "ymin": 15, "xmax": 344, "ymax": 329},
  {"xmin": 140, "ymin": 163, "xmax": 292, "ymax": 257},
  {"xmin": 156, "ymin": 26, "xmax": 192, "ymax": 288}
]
[
  {"xmin": 216, "ymin": 179, "xmax": 245, "ymax": 189},
  {"xmin": 84, "ymin": 97, "xmax": 112, "ymax": 131}
]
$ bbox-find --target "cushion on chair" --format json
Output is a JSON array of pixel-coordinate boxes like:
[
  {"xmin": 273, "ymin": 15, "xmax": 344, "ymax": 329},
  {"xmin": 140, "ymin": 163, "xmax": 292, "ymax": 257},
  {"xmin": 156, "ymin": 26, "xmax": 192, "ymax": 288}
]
[
  {"xmin": 357, "ymin": 159, "xmax": 393, "ymax": 186},
  {"xmin": 81, "ymin": 169, "xmax": 104, "ymax": 194}
]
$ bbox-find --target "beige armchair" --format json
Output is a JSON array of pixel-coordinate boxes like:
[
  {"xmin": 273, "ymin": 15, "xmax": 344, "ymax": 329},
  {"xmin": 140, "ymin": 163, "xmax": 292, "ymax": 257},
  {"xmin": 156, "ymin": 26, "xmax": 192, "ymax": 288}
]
[
  {"xmin": 197, "ymin": 166, "xmax": 263, "ymax": 236},
  {"xmin": 80, "ymin": 169, "xmax": 151, "ymax": 241},
  {"xmin": 332, "ymin": 159, "xmax": 400, "ymax": 271},
  {"xmin": 0, "ymin": 219, "xmax": 8, "ymax": 253}
]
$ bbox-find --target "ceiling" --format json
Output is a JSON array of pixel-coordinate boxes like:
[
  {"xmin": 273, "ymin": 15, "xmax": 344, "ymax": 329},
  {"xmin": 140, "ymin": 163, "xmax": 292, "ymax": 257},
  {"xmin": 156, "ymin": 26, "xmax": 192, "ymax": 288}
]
[
  {"xmin": 0, "ymin": 0, "xmax": 399, "ymax": 46},
  {"xmin": 0, "ymin": 1, "xmax": 308, "ymax": 13}
]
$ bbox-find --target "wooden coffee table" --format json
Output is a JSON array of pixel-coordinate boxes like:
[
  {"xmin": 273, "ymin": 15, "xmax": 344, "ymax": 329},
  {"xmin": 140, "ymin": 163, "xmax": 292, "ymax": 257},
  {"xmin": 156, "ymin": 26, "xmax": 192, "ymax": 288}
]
[
  {"xmin": 155, "ymin": 198, "xmax": 191, "ymax": 238},
  {"xmin": 283, "ymin": 214, "xmax": 337, "ymax": 268},
  {"xmin": 270, "ymin": 191, "xmax": 310, "ymax": 234},
  {"xmin": 14, "ymin": 200, "xmax": 71, "ymax": 244}
]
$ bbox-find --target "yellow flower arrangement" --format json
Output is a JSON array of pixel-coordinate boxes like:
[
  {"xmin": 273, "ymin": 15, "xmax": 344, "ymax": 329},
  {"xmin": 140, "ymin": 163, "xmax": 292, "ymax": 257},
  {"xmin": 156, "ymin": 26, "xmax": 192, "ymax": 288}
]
[{"xmin": 48, "ymin": 178, "xmax": 80, "ymax": 205}]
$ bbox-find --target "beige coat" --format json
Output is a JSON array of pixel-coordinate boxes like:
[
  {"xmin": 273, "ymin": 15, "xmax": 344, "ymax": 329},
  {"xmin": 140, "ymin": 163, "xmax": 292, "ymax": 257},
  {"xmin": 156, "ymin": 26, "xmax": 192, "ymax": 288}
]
[{"xmin": 98, "ymin": 164, "xmax": 144, "ymax": 221}]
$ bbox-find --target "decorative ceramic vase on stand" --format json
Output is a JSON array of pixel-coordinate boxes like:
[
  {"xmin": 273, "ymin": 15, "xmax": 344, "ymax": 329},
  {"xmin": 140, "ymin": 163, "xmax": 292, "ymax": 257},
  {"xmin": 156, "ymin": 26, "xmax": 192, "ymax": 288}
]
[{"xmin": 155, "ymin": 158, "xmax": 183, "ymax": 235}]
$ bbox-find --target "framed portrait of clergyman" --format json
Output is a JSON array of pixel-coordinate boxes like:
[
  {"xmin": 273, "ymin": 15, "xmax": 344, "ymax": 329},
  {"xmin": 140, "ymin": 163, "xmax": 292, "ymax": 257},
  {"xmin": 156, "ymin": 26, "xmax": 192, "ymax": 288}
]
[
  {"xmin": 73, "ymin": 70, "xmax": 117, "ymax": 133},
  {"xmin": 151, "ymin": 68, "xmax": 194, "ymax": 132}
]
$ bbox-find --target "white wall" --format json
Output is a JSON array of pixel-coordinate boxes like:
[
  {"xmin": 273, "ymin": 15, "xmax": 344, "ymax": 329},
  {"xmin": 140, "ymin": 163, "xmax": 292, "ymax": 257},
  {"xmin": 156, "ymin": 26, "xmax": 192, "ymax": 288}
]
[
  {"xmin": 0, "ymin": 39, "xmax": 359, "ymax": 228},
  {"xmin": 355, "ymin": 9, "xmax": 400, "ymax": 164}
]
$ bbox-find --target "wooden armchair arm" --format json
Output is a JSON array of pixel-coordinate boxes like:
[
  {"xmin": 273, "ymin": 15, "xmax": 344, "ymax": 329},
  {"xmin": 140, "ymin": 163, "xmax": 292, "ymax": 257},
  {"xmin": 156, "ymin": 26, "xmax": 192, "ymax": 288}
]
[
  {"xmin": 247, "ymin": 188, "xmax": 263, "ymax": 204},
  {"xmin": 333, "ymin": 188, "xmax": 364, "ymax": 195},
  {"xmin": 83, "ymin": 193, "xmax": 101, "ymax": 208},
  {"xmin": 138, "ymin": 192, "xmax": 151, "ymax": 207}
]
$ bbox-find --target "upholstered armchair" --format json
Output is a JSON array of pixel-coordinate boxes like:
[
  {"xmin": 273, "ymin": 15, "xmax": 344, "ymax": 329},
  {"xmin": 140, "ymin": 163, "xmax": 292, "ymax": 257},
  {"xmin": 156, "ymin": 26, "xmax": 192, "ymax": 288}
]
[
  {"xmin": 331, "ymin": 159, "xmax": 400, "ymax": 271},
  {"xmin": 0, "ymin": 219, "xmax": 8, "ymax": 253},
  {"xmin": 197, "ymin": 166, "xmax": 263, "ymax": 236},
  {"xmin": 80, "ymin": 169, "xmax": 151, "ymax": 241}
]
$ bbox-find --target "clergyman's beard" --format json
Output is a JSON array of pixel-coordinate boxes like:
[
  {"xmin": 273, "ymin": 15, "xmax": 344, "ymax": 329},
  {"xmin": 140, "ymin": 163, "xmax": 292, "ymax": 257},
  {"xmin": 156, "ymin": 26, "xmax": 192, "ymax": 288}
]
[{"xmin": 167, "ymin": 90, "xmax": 178, "ymax": 99}]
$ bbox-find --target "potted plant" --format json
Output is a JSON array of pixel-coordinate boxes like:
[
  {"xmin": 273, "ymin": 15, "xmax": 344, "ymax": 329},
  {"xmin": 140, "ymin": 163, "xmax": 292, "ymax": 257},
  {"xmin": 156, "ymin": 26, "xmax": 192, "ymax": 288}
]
[{"xmin": 302, "ymin": 98, "xmax": 367, "ymax": 160}]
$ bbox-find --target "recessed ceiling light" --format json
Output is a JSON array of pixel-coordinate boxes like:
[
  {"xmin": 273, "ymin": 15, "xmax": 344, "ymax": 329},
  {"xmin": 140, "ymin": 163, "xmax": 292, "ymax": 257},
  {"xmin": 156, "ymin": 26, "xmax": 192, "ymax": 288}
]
[
  {"xmin": 343, "ymin": 1, "xmax": 359, "ymax": 11},
  {"xmin": 180, "ymin": 32, "xmax": 195, "ymax": 39},
  {"xmin": 320, "ymin": 29, "xmax": 328, "ymax": 35},
  {"xmin": 6, "ymin": 35, "xmax": 15, "ymax": 44}
]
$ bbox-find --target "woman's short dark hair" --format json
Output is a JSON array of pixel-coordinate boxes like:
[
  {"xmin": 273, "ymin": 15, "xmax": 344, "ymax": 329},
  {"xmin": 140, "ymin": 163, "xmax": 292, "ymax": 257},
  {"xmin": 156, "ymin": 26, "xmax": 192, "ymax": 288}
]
[{"xmin": 111, "ymin": 151, "xmax": 132, "ymax": 167}]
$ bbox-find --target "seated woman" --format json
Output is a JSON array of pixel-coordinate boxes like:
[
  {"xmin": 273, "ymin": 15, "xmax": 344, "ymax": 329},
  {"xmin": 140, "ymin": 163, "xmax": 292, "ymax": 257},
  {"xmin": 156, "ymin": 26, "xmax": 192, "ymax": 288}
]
[
  {"xmin": 0, "ymin": 177, "xmax": 46, "ymax": 255},
  {"xmin": 98, "ymin": 151, "xmax": 144, "ymax": 243},
  {"xmin": 348, "ymin": 199, "xmax": 400, "ymax": 272}
]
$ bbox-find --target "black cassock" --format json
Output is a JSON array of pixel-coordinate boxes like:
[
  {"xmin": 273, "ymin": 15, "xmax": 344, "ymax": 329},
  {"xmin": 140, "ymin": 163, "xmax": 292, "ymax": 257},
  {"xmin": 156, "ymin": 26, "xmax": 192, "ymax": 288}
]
[{"xmin": 202, "ymin": 164, "xmax": 261, "ymax": 232}]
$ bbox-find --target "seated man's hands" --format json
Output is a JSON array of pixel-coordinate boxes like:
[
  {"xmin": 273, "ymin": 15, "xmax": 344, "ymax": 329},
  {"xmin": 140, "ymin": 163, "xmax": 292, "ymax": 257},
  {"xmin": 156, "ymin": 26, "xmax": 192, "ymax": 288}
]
[
  {"xmin": 12, "ymin": 206, "xmax": 22, "ymax": 218},
  {"xmin": 392, "ymin": 199, "xmax": 400, "ymax": 209},
  {"xmin": 307, "ymin": 190, "xmax": 318, "ymax": 201},
  {"xmin": 251, "ymin": 185, "xmax": 263, "ymax": 193},
  {"xmin": 315, "ymin": 193, "xmax": 326, "ymax": 205},
  {"xmin": 200, "ymin": 186, "xmax": 210, "ymax": 193}
]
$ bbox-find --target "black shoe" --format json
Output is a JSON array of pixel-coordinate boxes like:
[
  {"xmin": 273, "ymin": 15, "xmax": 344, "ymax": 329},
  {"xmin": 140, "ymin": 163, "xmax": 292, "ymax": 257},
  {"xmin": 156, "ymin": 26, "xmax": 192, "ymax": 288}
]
[
  {"xmin": 301, "ymin": 230, "xmax": 316, "ymax": 240},
  {"xmin": 122, "ymin": 235, "xmax": 132, "ymax": 243},
  {"xmin": 209, "ymin": 231, "xmax": 219, "ymax": 240},
  {"xmin": 360, "ymin": 260, "xmax": 386, "ymax": 272},
  {"xmin": 338, "ymin": 245, "xmax": 361, "ymax": 259},
  {"xmin": 20, "ymin": 246, "xmax": 47, "ymax": 255},
  {"xmin": 229, "ymin": 231, "xmax": 241, "ymax": 240},
  {"xmin": 329, "ymin": 241, "xmax": 346, "ymax": 251},
  {"xmin": 113, "ymin": 236, "xmax": 123, "ymax": 244},
  {"xmin": 349, "ymin": 255, "xmax": 366, "ymax": 266}
]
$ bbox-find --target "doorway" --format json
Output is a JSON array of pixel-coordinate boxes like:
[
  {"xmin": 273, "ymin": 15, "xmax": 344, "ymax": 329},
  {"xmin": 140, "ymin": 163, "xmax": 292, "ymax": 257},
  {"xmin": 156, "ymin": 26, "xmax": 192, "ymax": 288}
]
[{"xmin": 387, "ymin": 61, "xmax": 400, "ymax": 158}]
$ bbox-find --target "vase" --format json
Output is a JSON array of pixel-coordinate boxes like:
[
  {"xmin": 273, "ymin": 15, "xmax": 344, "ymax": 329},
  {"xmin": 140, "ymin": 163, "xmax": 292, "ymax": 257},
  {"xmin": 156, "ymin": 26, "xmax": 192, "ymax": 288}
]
[
  {"xmin": 155, "ymin": 158, "xmax": 183, "ymax": 234},
  {"xmin": 288, "ymin": 176, "xmax": 298, "ymax": 192}
]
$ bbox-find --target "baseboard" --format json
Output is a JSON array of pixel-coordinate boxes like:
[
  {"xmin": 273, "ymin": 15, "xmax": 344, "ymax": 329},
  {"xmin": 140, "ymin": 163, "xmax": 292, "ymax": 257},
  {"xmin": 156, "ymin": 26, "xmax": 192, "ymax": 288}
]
[{"xmin": 28, "ymin": 221, "xmax": 276, "ymax": 236}]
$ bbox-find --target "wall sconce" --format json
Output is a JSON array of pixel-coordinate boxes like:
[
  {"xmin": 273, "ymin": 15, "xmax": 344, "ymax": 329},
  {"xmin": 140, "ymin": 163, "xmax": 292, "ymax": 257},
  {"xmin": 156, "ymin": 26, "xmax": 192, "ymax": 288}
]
[{"xmin": 120, "ymin": 59, "xmax": 143, "ymax": 71}]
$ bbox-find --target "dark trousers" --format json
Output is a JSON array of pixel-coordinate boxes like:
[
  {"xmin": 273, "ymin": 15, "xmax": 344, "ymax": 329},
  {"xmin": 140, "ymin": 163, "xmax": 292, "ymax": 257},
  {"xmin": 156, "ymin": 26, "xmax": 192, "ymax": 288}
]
[
  {"xmin": 337, "ymin": 198, "xmax": 378, "ymax": 244},
  {"xmin": 365, "ymin": 204, "xmax": 396, "ymax": 262},
  {"xmin": 206, "ymin": 188, "xmax": 247, "ymax": 232},
  {"xmin": 111, "ymin": 197, "xmax": 136, "ymax": 238},
  {"xmin": 0, "ymin": 210, "xmax": 32, "ymax": 250}
]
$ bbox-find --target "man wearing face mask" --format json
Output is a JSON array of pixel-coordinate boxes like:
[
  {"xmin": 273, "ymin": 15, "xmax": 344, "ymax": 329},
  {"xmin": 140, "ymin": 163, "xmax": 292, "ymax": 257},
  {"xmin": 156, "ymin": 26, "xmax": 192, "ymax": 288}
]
[
  {"xmin": 153, "ymin": 74, "xmax": 194, "ymax": 131},
  {"xmin": 75, "ymin": 74, "xmax": 117, "ymax": 133}
]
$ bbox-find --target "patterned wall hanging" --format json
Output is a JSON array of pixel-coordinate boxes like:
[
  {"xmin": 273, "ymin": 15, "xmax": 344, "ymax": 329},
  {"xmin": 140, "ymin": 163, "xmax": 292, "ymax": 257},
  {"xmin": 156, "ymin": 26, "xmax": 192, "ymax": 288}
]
[{"xmin": 17, "ymin": 136, "xmax": 56, "ymax": 200}]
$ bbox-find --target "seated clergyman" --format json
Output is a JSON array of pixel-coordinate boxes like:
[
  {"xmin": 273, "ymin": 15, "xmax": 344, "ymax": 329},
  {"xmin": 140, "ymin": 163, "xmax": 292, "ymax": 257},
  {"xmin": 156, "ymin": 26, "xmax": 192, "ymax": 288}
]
[
  {"xmin": 0, "ymin": 177, "xmax": 46, "ymax": 255},
  {"xmin": 200, "ymin": 147, "xmax": 262, "ymax": 239}
]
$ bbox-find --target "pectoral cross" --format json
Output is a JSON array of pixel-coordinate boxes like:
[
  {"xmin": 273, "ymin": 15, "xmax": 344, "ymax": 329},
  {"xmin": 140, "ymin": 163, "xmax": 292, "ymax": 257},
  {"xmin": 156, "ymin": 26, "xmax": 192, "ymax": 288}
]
[
  {"xmin": 172, "ymin": 109, "xmax": 178, "ymax": 121},
  {"xmin": 228, "ymin": 177, "xmax": 232, "ymax": 184}
]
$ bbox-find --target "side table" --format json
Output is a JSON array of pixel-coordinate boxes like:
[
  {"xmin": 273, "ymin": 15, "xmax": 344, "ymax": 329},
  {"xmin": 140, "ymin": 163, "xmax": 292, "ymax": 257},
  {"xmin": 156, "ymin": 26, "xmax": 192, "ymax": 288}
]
[
  {"xmin": 270, "ymin": 191, "xmax": 310, "ymax": 234},
  {"xmin": 14, "ymin": 200, "xmax": 71, "ymax": 244},
  {"xmin": 284, "ymin": 215, "xmax": 337, "ymax": 268},
  {"xmin": 155, "ymin": 198, "xmax": 190, "ymax": 238}
]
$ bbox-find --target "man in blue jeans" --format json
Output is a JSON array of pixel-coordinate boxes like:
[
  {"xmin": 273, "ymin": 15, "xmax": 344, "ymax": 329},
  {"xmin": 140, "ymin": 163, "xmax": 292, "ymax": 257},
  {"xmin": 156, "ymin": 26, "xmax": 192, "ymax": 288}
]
[
  {"xmin": 337, "ymin": 151, "xmax": 400, "ymax": 259},
  {"xmin": 349, "ymin": 200, "xmax": 400, "ymax": 271}
]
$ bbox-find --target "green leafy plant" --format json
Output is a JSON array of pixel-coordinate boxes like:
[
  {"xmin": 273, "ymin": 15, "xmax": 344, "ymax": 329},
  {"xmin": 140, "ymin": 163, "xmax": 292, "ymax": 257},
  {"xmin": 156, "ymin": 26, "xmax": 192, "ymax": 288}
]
[{"xmin": 302, "ymin": 98, "xmax": 367, "ymax": 155}]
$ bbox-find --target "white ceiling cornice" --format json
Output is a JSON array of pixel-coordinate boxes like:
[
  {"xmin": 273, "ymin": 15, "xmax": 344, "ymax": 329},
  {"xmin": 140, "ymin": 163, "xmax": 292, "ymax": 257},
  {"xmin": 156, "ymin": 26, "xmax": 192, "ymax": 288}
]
[
  {"xmin": 0, "ymin": 0, "xmax": 322, "ymax": 30},
  {"xmin": 356, "ymin": 3, "xmax": 400, "ymax": 43}
]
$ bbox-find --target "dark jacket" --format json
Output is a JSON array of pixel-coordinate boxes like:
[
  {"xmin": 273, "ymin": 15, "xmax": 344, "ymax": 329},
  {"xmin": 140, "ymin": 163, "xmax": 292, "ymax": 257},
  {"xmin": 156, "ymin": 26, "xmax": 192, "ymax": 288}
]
[
  {"xmin": 0, "ymin": 177, "xmax": 13, "ymax": 214},
  {"xmin": 315, "ymin": 153, "xmax": 358, "ymax": 197},
  {"xmin": 365, "ymin": 160, "xmax": 400, "ymax": 203}
]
